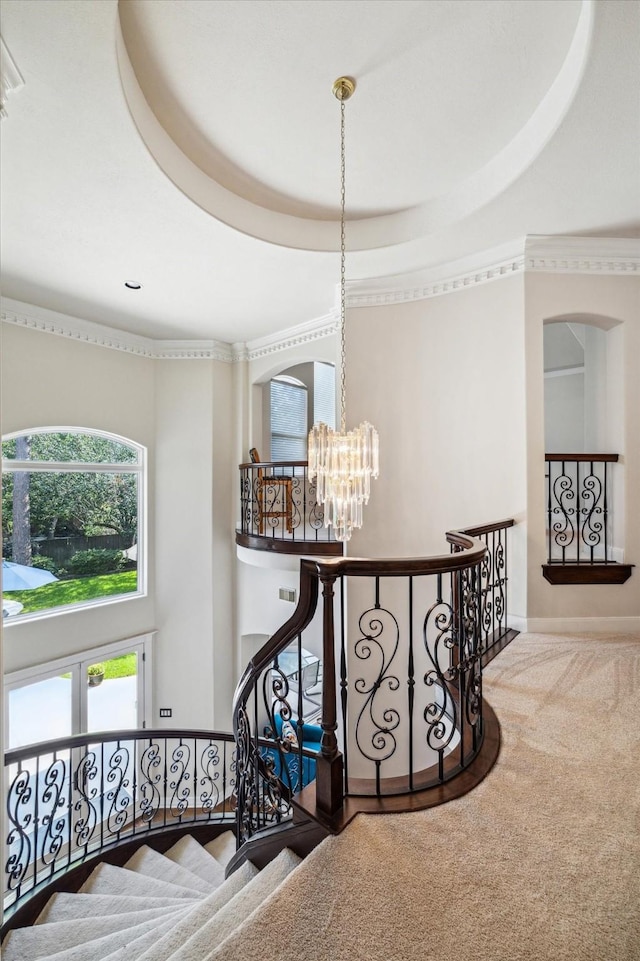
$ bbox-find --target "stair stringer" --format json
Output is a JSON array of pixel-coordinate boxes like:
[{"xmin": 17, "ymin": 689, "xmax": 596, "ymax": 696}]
[{"xmin": 226, "ymin": 812, "xmax": 329, "ymax": 876}]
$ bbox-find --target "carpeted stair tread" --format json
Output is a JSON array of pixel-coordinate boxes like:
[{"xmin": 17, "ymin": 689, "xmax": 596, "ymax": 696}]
[
  {"xmin": 165, "ymin": 848, "xmax": 302, "ymax": 961},
  {"xmin": 36, "ymin": 891, "xmax": 194, "ymax": 923},
  {"xmin": 125, "ymin": 844, "xmax": 212, "ymax": 894},
  {"xmin": 163, "ymin": 834, "xmax": 226, "ymax": 888},
  {"xmin": 4, "ymin": 913, "xmax": 184, "ymax": 961},
  {"xmin": 135, "ymin": 859, "xmax": 260, "ymax": 961},
  {"xmin": 79, "ymin": 861, "xmax": 201, "ymax": 900},
  {"xmin": 203, "ymin": 830, "xmax": 236, "ymax": 867},
  {"xmin": 1, "ymin": 907, "xmax": 187, "ymax": 961}
]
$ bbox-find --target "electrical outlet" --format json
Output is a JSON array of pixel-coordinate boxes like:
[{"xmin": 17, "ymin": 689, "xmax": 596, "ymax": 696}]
[
  {"xmin": 279, "ymin": 587, "xmax": 296, "ymax": 603},
  {"xmin": 159, "ymin": 708, "xmax": 172, "ymax": 718}
]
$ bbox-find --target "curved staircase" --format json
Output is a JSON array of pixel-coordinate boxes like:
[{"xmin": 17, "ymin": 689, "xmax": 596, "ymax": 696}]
[{"xmin": 1, "ymin": 832, "xmax": 302, "ymax": 961}]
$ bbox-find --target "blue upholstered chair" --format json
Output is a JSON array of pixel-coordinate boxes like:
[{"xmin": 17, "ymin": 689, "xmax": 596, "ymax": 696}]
[{"xmin": 263, "ymin": 711, "xmax": 322, "ymax": 793}]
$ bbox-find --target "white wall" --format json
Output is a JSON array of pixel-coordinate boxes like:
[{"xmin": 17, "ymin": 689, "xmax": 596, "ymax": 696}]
[
  {"xmin": 154, "ymin": 360, "xmax": 235, "ymax": 731},
  {"xmin": 233, "ymin": 331, "xmax": 338, "ymax": 676},
  {"xmin": 345, "ymin": 275, "xmax": 528, "ymax": 621},
  {"xmin": 525, "ymin": 273, "xmax": 640, "ymax": 625},
  {"xmin": 544, "ymin": 371, "xmax": 585, "ymax": 451},
  {"xmin": 1, "ymin": 323, "xmax": 157, "ymax": 672},
  {"xmin": 1, "ymin": 322, "xmax": 237, "ymax": 730}
]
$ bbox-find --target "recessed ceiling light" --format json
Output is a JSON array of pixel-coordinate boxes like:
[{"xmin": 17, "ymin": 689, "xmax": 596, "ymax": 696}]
[{"xmin": 124, "ymin": 281, "xmax": 142, "ymax": 290}]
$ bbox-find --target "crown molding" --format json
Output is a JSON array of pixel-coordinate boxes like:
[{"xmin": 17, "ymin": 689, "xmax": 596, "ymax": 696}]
[
  {"xmin": 0, "ymin": 36, "xmax": 25, "ymax": 120},
  {"xmin": 236, "ymin": 311, "xmax": 339, "ymax": 362},
  {"xmin": 3, "ymin": 237, "xmax": 638, "ymax": 360},
  {"xmin": 345, "ymin": 236, "xmax": 640, "ymax": 309},
  {"xmin": 524, "ymin": 235, "xmax": 640, "ymax": 273},
  {"xmin": 0, "ymin": 299, "xmax": 234, "ymax": 362},
  {"xmin": 345, "ymin": 241, "xmax": 526, "ymax": 308}
]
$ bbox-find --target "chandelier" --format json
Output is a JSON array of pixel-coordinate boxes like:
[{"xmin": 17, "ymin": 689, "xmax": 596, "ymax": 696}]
[{"xmin": 308, "ymin": 77, "xmax": 379, "ymax": 543}]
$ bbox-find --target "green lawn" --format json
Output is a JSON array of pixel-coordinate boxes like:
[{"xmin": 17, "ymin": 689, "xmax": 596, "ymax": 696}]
[
  {"xmin": 101, "ymin": 653, "xmax": 137, "ymax": 679},
  {"xmin": 4, "ymin": 570, "xmax": 137, "ymax": 614}
]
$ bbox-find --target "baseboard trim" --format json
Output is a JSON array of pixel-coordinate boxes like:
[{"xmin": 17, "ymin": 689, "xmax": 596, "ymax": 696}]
[{"xmin": 526, "ymin": 617, "xmax": 640, "ymax": 633}]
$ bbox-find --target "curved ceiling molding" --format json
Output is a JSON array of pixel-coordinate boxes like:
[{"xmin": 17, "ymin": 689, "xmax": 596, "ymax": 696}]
[{"xmin": 118, "ymin": 2, "xmax": 592, "ymax": 254}]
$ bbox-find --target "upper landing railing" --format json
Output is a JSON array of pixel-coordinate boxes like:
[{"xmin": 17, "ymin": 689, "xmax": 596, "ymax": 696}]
[
  {"xmin": 232, "ymin": 518, "xmax": 517, "ymax": 840},
  {"xmin": 543, "ymin": 454, "xmax": 633, "ymax": 584},
  {"xmin": 236, "ymin": 460, "xmax": 343, "ymax": 555}
]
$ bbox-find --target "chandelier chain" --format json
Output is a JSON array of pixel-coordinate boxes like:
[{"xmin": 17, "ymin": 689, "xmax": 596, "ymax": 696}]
[{"xmin": 340, "ymin": 97, "xmax": 347, "ymax": 435}]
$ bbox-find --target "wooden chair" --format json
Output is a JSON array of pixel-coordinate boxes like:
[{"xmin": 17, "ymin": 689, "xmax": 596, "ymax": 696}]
[{"xmin": 250, "ymin": 449, "xmax": 293, "ymax": 535}]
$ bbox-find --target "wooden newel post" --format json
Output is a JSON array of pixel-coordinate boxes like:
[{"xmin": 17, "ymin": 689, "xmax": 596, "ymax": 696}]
[{"xmin": 315, "ymin": 572, "xmax": 344, "ymax": 816}]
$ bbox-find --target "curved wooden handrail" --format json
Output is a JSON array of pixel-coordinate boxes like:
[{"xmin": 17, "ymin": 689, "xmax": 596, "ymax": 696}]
[
  {"xmin": 232, "ymin": 531, "xmax": 486, "ymax": 719},
  {"xmin": 459, "ymin": 518, "xmax": 515, "ymax": 537},
  {"xmin": 238, "ymin": 460, "xmax": 309, "ymax": 470},
  {"xmin": 545, "ymin": 452, "xmax": 619, "ymax": 462},
  {"xmin": 233, "ymin": 559, "xmax": 320, "ymax": 716},
  {"xmin": 4, "ymin": 728, "xmax": 235, "ymax": 767}
]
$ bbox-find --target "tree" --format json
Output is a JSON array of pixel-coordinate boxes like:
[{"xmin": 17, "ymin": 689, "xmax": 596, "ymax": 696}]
[
  {"xmin": 2, "ymin": 432, "xmax": 138, "ymax": 552},
  {"xmin": 12, "ymin": 435, "xmax": 32, "ymax": 565}
]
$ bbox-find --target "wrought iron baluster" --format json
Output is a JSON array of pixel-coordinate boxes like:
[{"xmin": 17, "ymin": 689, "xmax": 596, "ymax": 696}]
[
  {"xmin": 408, "ymin": 576, "xmax": 415, "ymax": 792},
  {"xmin": 604, "ymin": 461, "xmax": 609, "ymax": 564},
  {"xmin": 455, "ymin": 569, "xmax": 465, "ymax": 771},
  {"xmin": 547, "ymin": 463, "xmax": 552, "ymax": 563},
  {"xmin": 339, "ymin": 575, "xmax": 348, "ymax": 794},
  {"xmin": 296, "ymin": 635, "xmax": 304, "ymax": 790}
]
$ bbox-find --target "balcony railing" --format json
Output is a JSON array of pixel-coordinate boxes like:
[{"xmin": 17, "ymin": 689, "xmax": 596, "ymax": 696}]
[
  {"xmin": 543, "ymin": 454, "xmax": 632, "ymax": 584},
  {"xmin": 3, "ymin": 730, "xmax": 236, "ymax": 918},
  {"xmin": 236, "ymin": 460, "xmax": 342, "ymax": 555},
  {"xmin": 233, "ymin": 518, "xmax": 517, "ymax": 839}
]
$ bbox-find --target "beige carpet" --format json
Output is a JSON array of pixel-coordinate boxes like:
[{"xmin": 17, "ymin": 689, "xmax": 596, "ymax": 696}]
[{"xmin": 211, "ymin": 632, "xmax": 640, "ymax": 961}]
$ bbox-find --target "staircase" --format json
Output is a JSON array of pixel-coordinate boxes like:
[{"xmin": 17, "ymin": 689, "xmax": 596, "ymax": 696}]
[{"xmin": 1, "ymin": 832, "xmax": 302, "ymax": 961}]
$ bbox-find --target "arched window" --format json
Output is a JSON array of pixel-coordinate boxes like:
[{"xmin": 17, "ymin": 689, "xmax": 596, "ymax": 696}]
[
  {"xmin": 2, "ymin": 428, "xmax": 144, "ymax": 621},
  {"xmin": 268, "ymin": 362, "xmax": 335, "ymax": 460}
]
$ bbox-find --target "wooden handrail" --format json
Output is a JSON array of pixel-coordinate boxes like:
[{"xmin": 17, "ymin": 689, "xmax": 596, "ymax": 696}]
[
  {"xmin": 238, "ymin": 460, "xmax": 309, "ymax": 470},
  {"xmin": 231, "ymin": 524, "xmax": 511, "ymax": 828},
  {"xmin": 545, "ymin": 453, "xmax": 619, "ymax": 462},
  {"xmin": 459, "ymin": 518, "xmax": 515, "ymax": 537},
  {"xmin": 4, "ymin": 728, "xmax": 234, "ymax": 767}
]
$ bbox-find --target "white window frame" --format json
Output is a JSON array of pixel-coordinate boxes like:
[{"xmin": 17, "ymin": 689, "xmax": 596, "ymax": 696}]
[
  {"xmin": 1, "ymin": 427, "xmax": 146, "ymax": 624},
  {"xmin": 3, "ymin": 632, "xmax": 155, "ymax": 748}
]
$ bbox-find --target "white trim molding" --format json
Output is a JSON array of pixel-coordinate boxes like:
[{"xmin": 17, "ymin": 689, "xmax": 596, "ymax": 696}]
[
  {"xmin": 3, "ymin": 237, "xmax": 638, "ymax": 360},
  {"xmin": 525, "ymin": 235, "xmax": 640, "ymax": 274},
  {"xmin": 346, "ymin": 241, "xmax": 526, "ymax": 309},
  {"xmin": 346, "ymin": 235, "xmax": 640, "ymax": 310},
  {"xmin": 1, "ymin": 35, "xmax": 25, "ymax": 120},
  {"xmin": 526, "ymin": 617, "xmax": 640, "ymax": 634},
  {"xmin": 0, "ymin": 299, "xmax": 234, "ymax": 362},
  {"xmin": 237, "ymin": 311, "xmax": 339, "ymax": 363}
]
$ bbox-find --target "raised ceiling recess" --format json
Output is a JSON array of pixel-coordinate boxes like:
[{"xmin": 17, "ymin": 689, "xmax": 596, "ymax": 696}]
[{"xmin": 116, "ymin": 0, "xmax": 591, "ymax": 253}]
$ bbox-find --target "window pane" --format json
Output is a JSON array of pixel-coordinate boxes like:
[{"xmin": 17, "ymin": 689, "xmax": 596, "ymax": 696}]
[
  {"xmin": 2, "ymin": 431, "xmax": 138, "ymax": 464},
  {"xmin": 8, "ymin": 675, "xmax": 73, "ymax": 749},
  {"xmin": 3, "ymin": 469, "xmax": 138, "ymax": 618},
  {"xmin": 314, "ymin": 362, "xmax": 336, "ymax": 429},
  {"xmin": 87, "ymin": 653, "xmax": 139, "ymax": 732},
  {"xmin": 270, "ymin": 380, "xmax": 307, "ymax": 460}
]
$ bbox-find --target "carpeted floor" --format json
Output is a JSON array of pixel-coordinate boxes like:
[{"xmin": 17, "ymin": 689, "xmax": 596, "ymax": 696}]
[{"xmin": 211, "ymin": 632, "xmax": 640, "ymax": 961}]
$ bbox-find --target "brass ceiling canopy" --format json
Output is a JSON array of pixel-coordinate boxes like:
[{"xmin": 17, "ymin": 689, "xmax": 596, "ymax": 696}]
[{"xmin": 332, "ymin": 76, "xmax": 356, "ymax": 101}]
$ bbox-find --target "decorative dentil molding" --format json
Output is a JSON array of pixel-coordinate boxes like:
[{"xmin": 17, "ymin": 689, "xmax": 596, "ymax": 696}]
[
  {"xmin": 1, "ymin": 36, "xmax": 25, "ymax": 120},
  {"xmin": 0, "ymin": 300, "xmax": 234, "ymax": 362},
  {"xmin": 345, "ymin": 236, "xmax": 639, "ymax": 310},
  {"xmin": 238, "ymin": 311, "xmax": 339, "ymax": 362},
  {"xmin": 2, "ymin": 237, "xmax": 638, "ymax": 360}
]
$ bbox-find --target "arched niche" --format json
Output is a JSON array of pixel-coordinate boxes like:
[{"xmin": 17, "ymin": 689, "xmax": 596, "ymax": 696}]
[
  {"xmin": 543, "ymin": 312, "xmax": 623, "ymax": 454},
  {"xmin": 543, "ymin": 312, "xmax": 625, "ymax": 562}
]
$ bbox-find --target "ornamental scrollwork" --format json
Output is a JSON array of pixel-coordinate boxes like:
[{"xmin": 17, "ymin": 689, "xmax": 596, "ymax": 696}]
[{"xmin": 353, "ymin": 606, "xmax": 401, "ymax": 766}]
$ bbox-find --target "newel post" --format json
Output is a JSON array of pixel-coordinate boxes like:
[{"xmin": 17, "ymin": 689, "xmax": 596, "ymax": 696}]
[{"xmin": 315, "ymin": 570, "xmax": 344, "ymax": 816}]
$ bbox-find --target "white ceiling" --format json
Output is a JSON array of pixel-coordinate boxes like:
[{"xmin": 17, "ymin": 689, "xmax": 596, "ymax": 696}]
[{"xmin": 1, "ymin": 0, "xmax": 638, "ymax": 344}]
